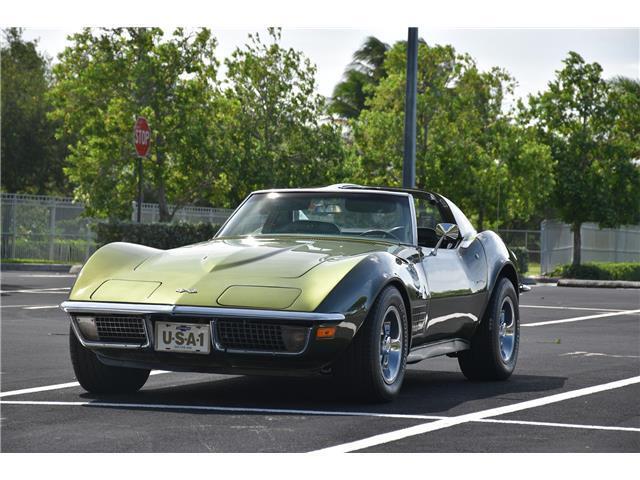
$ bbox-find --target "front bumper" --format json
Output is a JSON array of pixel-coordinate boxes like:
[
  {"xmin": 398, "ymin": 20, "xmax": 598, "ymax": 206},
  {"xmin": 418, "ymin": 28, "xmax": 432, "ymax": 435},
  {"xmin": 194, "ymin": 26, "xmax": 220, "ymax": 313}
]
[{"xmin": 61, "ymin": 301, "xmax": 354, "ymax": 375}]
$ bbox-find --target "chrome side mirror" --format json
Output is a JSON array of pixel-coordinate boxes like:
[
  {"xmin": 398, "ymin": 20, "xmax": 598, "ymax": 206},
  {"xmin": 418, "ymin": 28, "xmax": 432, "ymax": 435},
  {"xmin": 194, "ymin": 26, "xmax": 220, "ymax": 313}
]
[{"xmin": 429, "ymin": 223, "xmax": 460, "ymax": 256}]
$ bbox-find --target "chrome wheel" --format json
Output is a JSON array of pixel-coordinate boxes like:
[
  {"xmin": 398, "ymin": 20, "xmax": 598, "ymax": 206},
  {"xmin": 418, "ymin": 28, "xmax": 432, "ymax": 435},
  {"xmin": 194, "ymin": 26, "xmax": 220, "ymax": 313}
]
[
  {"xmin": 498, "ymin": 296, "xmax": 516, "ymax": 362},
  {"xmin": 380, "ymin": 305, "xmax": 403, "ymax": 384}
]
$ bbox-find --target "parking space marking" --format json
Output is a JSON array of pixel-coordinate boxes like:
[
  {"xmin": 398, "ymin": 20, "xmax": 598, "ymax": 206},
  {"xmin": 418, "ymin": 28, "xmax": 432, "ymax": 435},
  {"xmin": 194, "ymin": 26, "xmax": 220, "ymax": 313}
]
[
  {"xmin": 311, "ymin": 375, "xmax": 640, "ymax": 453},
  {"xmin": 522, "ymin": 309, "xmax": 640, "ymax": 327},
  {"xmin": 560, "ymin": 351, "xmax": 640, "ymax": 359},
  {"xmin": 0, "ymin": 370, "xmax": 169, "ymax": 398},
  {"xmin": 0, "ymin": 287, "xmax": 70, "ymax": 294},
  {"xmin": 22, "ymin": 305, "xmax": 60, "ymax": 310},
  {"xmin": 476, "ymin": 418, "xmax": 640, "ymax": 433},
  {"xmin": 15, "ymin": 274, "xmax": 76, "ymax": 278},
  {"xmin": 1, "ymin": 400, "xmax": 638, "ymax": 435},
  {"xmin": 520, "ymin": 305, "xmax": 625, "ymax": 312}
]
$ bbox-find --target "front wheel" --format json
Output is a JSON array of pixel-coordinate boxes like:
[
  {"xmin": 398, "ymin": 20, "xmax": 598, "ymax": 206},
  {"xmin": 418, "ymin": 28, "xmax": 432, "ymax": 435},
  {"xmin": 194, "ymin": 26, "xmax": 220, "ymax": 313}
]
[
  {"xmin": 458, "ymin": 277, "xmax": 520, "ymax": 380},
  {"xmin": 69, "ymin": 324, "xmax": 150, "ymax": 394},
  {"xmin": 333, "ymin": 286, "xmax": 409, "ymax": 402}
]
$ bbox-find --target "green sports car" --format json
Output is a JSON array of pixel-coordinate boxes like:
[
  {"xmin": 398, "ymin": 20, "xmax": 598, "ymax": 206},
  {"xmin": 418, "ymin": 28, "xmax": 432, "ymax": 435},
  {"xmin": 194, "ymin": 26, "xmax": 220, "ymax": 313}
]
[{"xmin": 61, "ymin": 185, "xmax": 525, "ymax": 402}]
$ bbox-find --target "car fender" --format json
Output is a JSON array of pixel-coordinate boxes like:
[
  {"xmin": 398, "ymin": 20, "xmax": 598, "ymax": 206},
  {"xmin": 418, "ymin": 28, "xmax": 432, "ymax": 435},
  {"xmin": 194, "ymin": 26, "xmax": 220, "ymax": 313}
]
[{"xmin": 315, "ymin": 251, "xmax": 425, "ymax": 343}]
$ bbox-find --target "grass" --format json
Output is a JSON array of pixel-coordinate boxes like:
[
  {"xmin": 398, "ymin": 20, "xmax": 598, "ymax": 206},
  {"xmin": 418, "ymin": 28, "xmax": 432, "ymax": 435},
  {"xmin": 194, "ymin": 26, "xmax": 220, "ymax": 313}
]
[
  {"xmin": 525, "ymin": 262, "xmax": 541, "ymax": 277},
  {"xmin": 1, "ymin": 258, "xmax": 62, "ymax": 264}
]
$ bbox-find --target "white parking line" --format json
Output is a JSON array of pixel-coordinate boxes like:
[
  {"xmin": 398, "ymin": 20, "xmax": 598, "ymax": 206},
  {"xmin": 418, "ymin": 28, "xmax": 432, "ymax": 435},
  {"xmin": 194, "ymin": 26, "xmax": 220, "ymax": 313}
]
[
  {"xmin": 0, "ymin": 370, "xmax": 169, "ymax": 398},
  {"xmin": 23, "ymin": 305, "xmax": 60, "ymax": 310},
  {"xmin": 520, "ymin": 305, "xmax": 625, "ymax": 312},
  {"xmin": 522, "ymin": 309, "xmax": 640, "ymax": 327},
  {"xmin": 1, "ymin": 400, "xmax": 638, "ymax": 435},
  {"xmin": 310, "ymin": 375, "xmax": 640, "ymax": 452},
  {"xmin": 15, "ymin": 274, "xmax": 76, "ymax": 278},
  {"xmin": 560, "ymin": 351, "xmax": 640, "ymax": 359},
  {"xmin": 0, "ymin": 287, "xmax": 70, "ymax": 294}
]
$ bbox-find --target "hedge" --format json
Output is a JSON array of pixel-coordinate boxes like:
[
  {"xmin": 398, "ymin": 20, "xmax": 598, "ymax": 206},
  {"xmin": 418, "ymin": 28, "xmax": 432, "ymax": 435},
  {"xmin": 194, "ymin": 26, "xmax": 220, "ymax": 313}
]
[
  {"xmin": 509, "ymin": 246, "xmax": 529, "ymax": 275},
  {"xmin": 551, "ymin": 262, "xmax": 640, "ymax": 281},
  {"xmin": 96, "ymin": 222, "xmax": 221, "ymax": 250}
]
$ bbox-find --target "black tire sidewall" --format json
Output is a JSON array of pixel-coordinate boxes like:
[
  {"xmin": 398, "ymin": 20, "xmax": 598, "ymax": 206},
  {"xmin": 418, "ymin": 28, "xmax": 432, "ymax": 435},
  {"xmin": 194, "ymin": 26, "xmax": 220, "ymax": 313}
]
[
  {"xmin": 487, "ymin": 279, "xmax": 520, "ymax": 376},
  {"xmin": 367, "ymin": 286, "xmax": 409, "ymax": 399}
]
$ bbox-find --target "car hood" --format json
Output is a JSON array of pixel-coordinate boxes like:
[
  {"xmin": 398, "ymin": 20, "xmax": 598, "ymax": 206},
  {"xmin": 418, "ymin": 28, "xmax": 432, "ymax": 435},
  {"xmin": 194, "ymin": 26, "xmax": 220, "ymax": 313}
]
[{"xmin": 70, "ymin": 236, "xmax": 398, "ymax": 311}]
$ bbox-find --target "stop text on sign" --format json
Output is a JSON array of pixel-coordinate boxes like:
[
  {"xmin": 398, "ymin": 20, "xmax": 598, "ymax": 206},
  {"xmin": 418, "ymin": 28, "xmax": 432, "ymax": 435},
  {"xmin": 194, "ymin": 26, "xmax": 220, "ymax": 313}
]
[{"xmin": 134, "ymin": 116, "xmax": 151, "ymax": 157}]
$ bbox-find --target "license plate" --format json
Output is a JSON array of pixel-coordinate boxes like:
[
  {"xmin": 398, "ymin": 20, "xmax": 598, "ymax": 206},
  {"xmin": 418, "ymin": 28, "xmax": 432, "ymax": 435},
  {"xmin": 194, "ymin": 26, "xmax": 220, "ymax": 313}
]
[{"xmin": 155, "ymin": 322, "xmax": 210, "ymax": 354}]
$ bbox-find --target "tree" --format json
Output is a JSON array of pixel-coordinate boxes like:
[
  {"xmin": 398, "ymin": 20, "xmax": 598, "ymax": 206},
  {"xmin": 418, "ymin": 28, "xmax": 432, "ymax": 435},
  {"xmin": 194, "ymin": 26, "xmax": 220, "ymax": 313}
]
[
  {"xmin": 524, "ymin": 53, "xmax": 640, "ymax": 265},
  {"xmin": 349, "ymin": 40, "xmax": 553, "ymax": 231},
  {"xmin": 223, "ymin": 28, "xmax": 346, "ymax": 205},
  {"xmin": 1, "ymin": 28, "xmax": 66, "ymax": 194},
  {"xmin": 328, "ymin": 36, "xmax": 390, "ymax": 119},
  {"xmin": 49, "ymin": 28, "xmax": 233, "ymax": 220}
]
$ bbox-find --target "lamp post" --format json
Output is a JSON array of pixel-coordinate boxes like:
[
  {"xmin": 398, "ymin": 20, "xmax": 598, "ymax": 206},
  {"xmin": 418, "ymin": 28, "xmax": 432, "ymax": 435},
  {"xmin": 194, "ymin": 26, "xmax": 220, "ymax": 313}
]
[{"xmin": 403, "ymin": 27, "xmax": 418, "ymax": 189}]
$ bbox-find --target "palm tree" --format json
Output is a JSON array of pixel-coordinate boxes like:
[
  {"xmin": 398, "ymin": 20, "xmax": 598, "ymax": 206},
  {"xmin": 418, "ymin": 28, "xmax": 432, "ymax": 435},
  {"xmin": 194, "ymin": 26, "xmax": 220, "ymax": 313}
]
[{"xmin": 329, "ymin": 36, "xmax": 390, "ymax": 119}]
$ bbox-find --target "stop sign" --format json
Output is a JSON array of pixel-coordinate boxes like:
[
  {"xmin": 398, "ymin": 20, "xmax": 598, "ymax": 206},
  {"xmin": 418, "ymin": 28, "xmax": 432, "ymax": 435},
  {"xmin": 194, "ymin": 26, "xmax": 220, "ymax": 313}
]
[{"xmin": 134, "ymin": 116, "xmax": 151, "ymax": 157}]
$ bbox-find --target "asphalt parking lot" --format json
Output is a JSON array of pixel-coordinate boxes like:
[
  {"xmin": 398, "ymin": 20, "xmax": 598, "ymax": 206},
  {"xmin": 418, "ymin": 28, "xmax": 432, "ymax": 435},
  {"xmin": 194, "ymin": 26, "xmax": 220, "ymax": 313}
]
[{"xmin": 1, "ymin": 270, "xmax": 638, "ymax": 452}]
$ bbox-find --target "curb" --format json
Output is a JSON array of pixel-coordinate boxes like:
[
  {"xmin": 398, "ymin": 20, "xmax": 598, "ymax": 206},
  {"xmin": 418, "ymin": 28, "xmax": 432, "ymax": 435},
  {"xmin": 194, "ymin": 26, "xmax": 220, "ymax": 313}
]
[
  {"xmin": 1, "ymin": 262, "xmax": 74, "ymax": 273},
  {"xmin": 523, "ymin": 276, "xmax": 559, "ymax": 285},
  {"xmin": 557, "ymin": 279, "xmax": 640, "ymax": 289}
]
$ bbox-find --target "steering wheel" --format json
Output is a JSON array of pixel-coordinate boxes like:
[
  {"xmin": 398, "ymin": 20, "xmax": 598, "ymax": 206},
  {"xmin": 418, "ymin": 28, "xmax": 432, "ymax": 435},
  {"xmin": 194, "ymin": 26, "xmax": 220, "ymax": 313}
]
[{"xmin": 358, "ymin": 229, "xmax": 400, "ymax": 241}]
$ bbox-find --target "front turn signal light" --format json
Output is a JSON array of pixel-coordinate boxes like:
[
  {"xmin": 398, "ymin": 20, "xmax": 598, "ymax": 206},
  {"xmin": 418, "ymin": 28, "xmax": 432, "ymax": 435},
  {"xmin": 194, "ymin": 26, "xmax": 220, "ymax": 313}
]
[{"xmin": 316, "ymin": 326, "xmax": 336, "ymax": 339}]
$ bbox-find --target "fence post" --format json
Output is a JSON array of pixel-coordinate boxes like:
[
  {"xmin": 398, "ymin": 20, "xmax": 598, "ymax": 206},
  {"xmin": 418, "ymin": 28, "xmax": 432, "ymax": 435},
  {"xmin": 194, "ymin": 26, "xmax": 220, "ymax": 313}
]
[
  {"xmin": 49, "ymin": 200, "xmax": 56, "ymax": 261},
  {"xmin": 10, "ymin": 194, "xmax": 17, "ymax": 259},
  {"xmin": 540, "ymin": 220, "xmax": 547, "ymax": 275}
]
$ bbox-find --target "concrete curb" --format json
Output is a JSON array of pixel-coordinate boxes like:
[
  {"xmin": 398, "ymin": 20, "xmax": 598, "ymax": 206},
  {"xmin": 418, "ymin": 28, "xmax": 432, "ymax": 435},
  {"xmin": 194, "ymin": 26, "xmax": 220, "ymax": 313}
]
[
  {"xmin": 523, "ymin": 276, "xmax": 559, "ymax": 285},
  {"xmin": 1, "ymin": 263, "xmax": 74, "ymax": 273},
  {"xmin": 557, "ymin": 278, "xmax": 640, "ymax": 289}
]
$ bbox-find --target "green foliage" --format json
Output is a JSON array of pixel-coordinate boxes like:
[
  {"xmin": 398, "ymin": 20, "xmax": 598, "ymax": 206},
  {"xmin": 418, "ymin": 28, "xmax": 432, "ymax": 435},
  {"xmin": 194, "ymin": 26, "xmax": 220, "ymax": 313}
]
[
  {"xmin": 509, "ymin": 247, "xmax": 529, "ymax": 275},
  {"xmin": 95, "ymin": 221, "xmax": 220, "ymax": 249},
  {"xmin": 349, "ymin": 41, "xmax": 554, "ymax": 231},
  {"xmin": 222, "ymin": 28, "xmax": 346, "ymax": 206},
  {"xmin": 49, "ymin": 28, "xmax": 232, "ymax": 221},
  {"xmin": 1, "ymin": 28, "xmax": 66, "ymax": 194},
  {"xmin": 329, "ymin": 36, "xmax": 390, "ymax": 118},
  {"xmin": 551, "ymin": 262, "xmax": 640, "ymax": 281},
  {"xmin": 522, "ymin": 52, "xmax": 640, "ymax": 265}
]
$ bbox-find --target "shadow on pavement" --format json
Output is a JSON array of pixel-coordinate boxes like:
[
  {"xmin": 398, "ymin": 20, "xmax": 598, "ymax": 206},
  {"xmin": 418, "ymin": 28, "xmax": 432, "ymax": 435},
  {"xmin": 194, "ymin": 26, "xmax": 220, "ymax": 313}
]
[{"xmin": 79, "ymin": 369, "xmax": 567, "ymax": 416}]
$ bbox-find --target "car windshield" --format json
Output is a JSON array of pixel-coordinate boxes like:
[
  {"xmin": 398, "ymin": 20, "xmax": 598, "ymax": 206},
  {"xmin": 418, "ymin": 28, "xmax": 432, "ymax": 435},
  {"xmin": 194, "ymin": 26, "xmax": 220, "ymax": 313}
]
[{"xmin": 218, "ymin": 192, "xmax": 414, "ymax": 244}]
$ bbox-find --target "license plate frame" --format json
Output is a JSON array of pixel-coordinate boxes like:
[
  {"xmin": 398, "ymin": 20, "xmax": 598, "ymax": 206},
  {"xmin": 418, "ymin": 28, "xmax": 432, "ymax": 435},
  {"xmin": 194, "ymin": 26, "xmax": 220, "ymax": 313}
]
[{"xmin": 155, "ymin": 321, "xmax": 211, "ymax": 354}]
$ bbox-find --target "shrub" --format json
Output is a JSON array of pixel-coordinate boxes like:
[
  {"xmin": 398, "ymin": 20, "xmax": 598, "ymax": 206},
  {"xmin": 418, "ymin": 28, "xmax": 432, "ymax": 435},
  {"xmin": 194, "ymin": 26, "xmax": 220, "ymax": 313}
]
[
  {"xmin": 510, "ymin": 246, "xmax": 529, "ymax": 275},
  {"xmin": 96, "ymin": 222, "xmax": 221, "ymax": 250},
  {"xmin": 551, "ymin": 262, "xmax": 640, "ymax": 281}
]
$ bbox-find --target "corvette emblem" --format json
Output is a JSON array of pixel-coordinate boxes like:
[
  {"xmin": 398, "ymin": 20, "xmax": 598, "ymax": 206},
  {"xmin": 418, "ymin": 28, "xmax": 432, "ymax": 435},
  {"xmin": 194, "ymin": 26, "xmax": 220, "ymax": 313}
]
[{"xmin": 176, "ymin": 288, "xmax": 198, "ymax": 294}]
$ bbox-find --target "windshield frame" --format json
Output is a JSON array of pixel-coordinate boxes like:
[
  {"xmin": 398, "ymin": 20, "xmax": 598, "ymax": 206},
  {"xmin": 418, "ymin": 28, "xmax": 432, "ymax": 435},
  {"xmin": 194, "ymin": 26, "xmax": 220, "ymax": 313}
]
[{"xmin": 215, "ymin": 189, "xmax": 418, "ymax": 246}]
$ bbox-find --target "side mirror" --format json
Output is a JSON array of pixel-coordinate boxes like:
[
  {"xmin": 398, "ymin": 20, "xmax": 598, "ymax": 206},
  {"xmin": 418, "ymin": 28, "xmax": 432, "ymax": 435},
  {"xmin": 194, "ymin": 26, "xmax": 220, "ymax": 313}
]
[{"xmin": 429, "ymin": 223, "xmax": 460, "ymax": 256}]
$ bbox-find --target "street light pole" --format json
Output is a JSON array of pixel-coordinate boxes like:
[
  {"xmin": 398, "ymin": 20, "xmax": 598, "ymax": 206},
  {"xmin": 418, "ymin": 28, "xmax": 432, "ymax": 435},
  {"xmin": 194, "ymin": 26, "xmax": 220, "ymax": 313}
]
[{"xmin": 403, "ymin": 27, "xmax": 418, "ymax": 189}]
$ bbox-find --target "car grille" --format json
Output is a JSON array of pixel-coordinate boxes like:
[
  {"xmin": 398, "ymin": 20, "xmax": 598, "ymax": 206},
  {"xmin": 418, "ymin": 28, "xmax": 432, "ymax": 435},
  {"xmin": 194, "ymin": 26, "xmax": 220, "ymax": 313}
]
[
  {"xmin": 95, "ymin": 315, "xmax": 147, "ymax": 344},
  {"xmin": 216, "ymin": 319, "xmax": 288, "ymax": 352}
]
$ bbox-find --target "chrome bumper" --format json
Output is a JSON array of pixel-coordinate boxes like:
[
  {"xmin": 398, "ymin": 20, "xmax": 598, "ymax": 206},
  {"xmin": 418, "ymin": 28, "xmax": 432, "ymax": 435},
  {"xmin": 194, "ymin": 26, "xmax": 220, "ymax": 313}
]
[{"xmin": 61, "ymin": 301, "xmax": 345, "ymax": 352}]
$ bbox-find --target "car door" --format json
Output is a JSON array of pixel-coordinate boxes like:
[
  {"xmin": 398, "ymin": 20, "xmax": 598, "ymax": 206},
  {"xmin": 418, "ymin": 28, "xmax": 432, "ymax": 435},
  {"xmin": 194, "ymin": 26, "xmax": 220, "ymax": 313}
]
[{"xmin": 413, "ymin": 196, "xmax": 488, "ymax": 344}]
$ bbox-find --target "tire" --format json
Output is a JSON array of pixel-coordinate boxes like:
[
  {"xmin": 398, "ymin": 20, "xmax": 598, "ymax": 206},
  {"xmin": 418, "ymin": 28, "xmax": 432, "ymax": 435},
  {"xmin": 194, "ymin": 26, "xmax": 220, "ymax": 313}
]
[
  {"xmin": 69, "ymin": 323, "xmax": 150, "ymax": 394},
  {"xmin": 333, "ymin": 285, "xmax": 409, "ymax": 402},
  {"xmin": 458, "ymin": 277, "xmax": 520, "ymax": 381}
]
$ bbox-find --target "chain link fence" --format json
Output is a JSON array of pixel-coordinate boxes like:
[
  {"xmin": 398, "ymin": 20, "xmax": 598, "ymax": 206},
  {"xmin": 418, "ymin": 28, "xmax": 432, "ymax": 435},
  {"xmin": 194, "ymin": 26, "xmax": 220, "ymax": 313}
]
[{"xmin": 1, "ymin": 193, "xmax": 233, "ymax": 264}]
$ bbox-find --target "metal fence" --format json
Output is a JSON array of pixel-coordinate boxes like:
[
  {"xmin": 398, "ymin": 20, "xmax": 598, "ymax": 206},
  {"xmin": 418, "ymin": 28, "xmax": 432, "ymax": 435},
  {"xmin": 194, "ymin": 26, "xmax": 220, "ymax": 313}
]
[
  {"xmin": 131, "ymin": 202, "xmax": 233, "ymax": 225},
  {"xmin": 540, "ymin": 220, "xmax": 640, "ymax": 274},
  {"xmin": 1, "ymin": 193, "xmax": 96, "ymax": 264},
  {"xmin": 1, "ymin": 193, "xmax": 233, "ymax": 264},
  {"xmin": 497, "ymin": 229, "xmax": 541, "ymax": 265}
]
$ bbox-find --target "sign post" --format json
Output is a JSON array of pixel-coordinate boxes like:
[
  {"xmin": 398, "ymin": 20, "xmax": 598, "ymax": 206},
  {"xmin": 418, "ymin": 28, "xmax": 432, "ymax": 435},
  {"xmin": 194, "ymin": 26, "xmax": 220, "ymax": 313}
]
[{"xmin": 134, "ymin": 117, "xmax": 151, "ymax": 223}]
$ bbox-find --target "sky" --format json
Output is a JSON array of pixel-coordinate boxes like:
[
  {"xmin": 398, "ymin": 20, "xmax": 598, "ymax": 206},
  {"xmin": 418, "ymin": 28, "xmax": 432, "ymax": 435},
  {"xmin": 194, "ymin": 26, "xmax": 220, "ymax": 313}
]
[{"xmin": 21, "ymin": 28, "xmax": 640, "ymax": 101}]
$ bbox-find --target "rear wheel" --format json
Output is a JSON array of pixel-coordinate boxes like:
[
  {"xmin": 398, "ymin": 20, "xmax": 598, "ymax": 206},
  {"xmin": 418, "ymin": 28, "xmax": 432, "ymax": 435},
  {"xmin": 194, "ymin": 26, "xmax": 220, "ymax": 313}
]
[
  {"xmin": 458, "ymin": 277, "xmax": 520, "ymax": 380},
  {"xmin": 333, "ymin": 286, "xmax": 408, "ymax": 402},
  {"xmin": 69, "ymin": 324, "xmax": 150, "ymax": 394}
]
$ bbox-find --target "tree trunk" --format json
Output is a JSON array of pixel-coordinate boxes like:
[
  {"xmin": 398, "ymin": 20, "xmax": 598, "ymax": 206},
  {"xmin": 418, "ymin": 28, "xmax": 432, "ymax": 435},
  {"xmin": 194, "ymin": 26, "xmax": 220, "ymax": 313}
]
[
  {"xmin": 155, "ymin": 134, "xmax": 171, "ymax": 222},
  {"xmin": 572, "ymin": 222, "xmax": 582, "ymax": 266}
]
